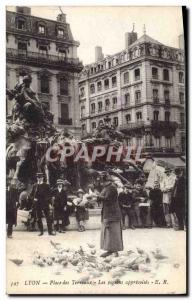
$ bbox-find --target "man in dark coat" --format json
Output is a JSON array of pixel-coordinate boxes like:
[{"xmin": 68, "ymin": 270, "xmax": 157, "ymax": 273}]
[
  {"xmin": 118, "ymin": 183, "xmax": 135, "ymax": 230},
  {"xmin": 133, "ymin": 181, "xmax": 150, "ymax": 228},
  {"xmin": 170, "ymin": 169, "xmax": 186, "ymax": 230},
  {"xmin": 149, "ymin": 181, "xmax": 166, "ymax": 227},
  {"xmin": 30, "ymin": 173, "xmax": 54, "ymax": 236},
  {"xmin": 6, "ymin": 177, "xmax": 19, "ymax": 238},
  {"xmin": 52, "ymin": 179, "xmax": 70, "ymax": 233},
  {"xmin": 99, "ymin": 174, "xmax": 123, "ymax": 257}
]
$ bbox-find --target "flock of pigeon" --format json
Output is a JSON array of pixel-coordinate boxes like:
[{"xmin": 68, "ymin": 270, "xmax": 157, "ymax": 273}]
[{"xmin": 9, "ymin": 240, "xmax": 174, "ymax": 282}]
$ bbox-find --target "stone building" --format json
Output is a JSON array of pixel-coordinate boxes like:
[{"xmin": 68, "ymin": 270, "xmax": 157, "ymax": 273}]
[
  {"xmin": 79, "ymin": 30, "xmax": 185, "ymax": 155},
  {"xmin": 6, "ymin": 6, "xmax": 83, "ymax": 137}
]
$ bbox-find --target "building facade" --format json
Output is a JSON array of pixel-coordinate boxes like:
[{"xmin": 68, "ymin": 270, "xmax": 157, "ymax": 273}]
[
  {"xmin": 79, "ymin": 31, "xmax": 185, "ymax": 155},
  {"xmin": 6, "ymin": 6, "xmax": 83, "ymax": 137}
]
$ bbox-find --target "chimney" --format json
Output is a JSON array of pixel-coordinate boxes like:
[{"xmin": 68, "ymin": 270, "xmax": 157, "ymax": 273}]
[
  {"xmin": 95, "ymin": 46, "xmax": 104, "ymax": 62},
  {"xmin": 178, "ymin": 34, "xmax": 184, "ymax": 50},
  {"xmin": 125, "ymin": 32, "xmax": 138, "ymax": 49},
  {"xmin": 57, "ymin": 13, "xmax": 66, "ymax": 23},
  {"xmin": 16, "ymin": 6, "xmax": 31, "ymax": 15}
]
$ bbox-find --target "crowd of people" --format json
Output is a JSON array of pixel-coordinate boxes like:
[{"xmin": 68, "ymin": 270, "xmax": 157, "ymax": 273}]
[{"xmin": 6, "ymin": 166, "xmax": 186, "ymax": 240}]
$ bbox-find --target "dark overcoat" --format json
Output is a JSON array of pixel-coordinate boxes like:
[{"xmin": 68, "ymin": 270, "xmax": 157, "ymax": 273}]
[
  {"xmin": 100, "ymin": 183, "xmax": 121, "ymax": 222},
  {"xmin": 52, "ymin": 188, "xmax": 69, "ymax": 225},
  {"xmin": 6, "ymin": 187, "xmax": 18, "ymax": 225},
  {"xmin": 30, "ymin": 183, "xmax": 51, "ymax": 210}
]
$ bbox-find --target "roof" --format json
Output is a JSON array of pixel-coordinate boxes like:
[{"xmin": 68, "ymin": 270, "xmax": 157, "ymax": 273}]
[{"xmin": 130, "ymin": 34, "xmax": 164, "ymax": 48}]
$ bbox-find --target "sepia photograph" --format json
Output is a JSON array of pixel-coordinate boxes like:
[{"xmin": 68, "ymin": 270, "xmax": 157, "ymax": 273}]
[{"xmin": 5, "ymin": 5, "xmax": 187, "ymax": 295}]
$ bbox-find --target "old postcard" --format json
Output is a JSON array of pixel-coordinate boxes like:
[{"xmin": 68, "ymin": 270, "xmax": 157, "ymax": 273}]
[{"xmin": 6, "ymin": 5, "xmax": 187, "ymax": 295}]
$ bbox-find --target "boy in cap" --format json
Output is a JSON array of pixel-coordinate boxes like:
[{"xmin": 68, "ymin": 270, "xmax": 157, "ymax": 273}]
[
  {"xmin": 30, "ymin": 173, "xmax": 54, "ymax": 236},
  {"xmin": 118, "ymin": 182, "xmax": 135, "ymax": 230},
  {"xmin": 149, "ymin": 181, "xmax": 166, "ymax": 227}
]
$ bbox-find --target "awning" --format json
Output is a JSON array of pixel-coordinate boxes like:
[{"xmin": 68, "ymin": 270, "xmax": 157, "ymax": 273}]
[{"xmin": 154, "ymin": 157, "xmax": 186, "ymax": 168}]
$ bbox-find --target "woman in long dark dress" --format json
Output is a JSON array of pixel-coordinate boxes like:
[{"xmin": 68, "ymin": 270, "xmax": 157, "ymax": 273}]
[{"xmin": 99, "ymin": 175, "xmax": 123, "ymax": 257}]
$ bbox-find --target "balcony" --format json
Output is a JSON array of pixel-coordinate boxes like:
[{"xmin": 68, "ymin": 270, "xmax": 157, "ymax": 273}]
[
  {"xmin": 58, "ymin": 118, "xmax": 72, "ymax": 125},
  {"xmin": 119, "ymin": 121, "xmax": 145, "ymax": 132},
  {"xmin": 151, "ymin": 120, "xmax": 178, "ymax": 131},
  {"xmin": 153, "ymin": 98, "xmax": 160, "ymax": 104},
  {"xmin": 6, "ymin": 48, "xmax": 83, "ymax": 72}
]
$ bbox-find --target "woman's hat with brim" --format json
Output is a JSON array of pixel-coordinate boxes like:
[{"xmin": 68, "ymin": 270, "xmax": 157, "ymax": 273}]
[{"xmin": 77, "ymin": 189, "xmax": 84, "ymax": 195}]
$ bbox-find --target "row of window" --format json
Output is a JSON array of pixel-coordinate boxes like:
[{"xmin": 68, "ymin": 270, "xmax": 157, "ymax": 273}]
[
  {"xmin": 86, "ymin": 112, "xmax": 184, "ymax": 131},
  {"xmin": 16, "ymin": 17, "xmax": 66, "ymax": 38},
  {"xmin": 90, "ymin": 76, "xmax": 117, "ymax": 94},
  {"xmin": 89, "ymin": 97, "xmax": 118, "ymax": 114},
  {"xmin": 17, "ymin": 41, "xmax": 68, "ymax": 58},
  {"xmin": 80, "ymin": 69, "xmax": 184, "ymax": 98}
]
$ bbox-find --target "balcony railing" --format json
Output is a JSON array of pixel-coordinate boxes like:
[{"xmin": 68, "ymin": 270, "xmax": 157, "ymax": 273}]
[
  {"xmin": 58, "ymin": 118, "xmax": 72, "ymax": 125},
  {"xmin": 6, "ymin": 48, "xmax": 83, "ymax": 69},
  {"xmin": 119, "ymin": 121, "xmax": 145, "ymax": 131},
  {"xmin": 153, "ymin": 98, "xmax": 160, "ymax": 104}
]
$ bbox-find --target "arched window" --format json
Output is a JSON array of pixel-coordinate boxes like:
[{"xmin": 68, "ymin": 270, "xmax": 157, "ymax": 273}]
[
  {"xmin": 125, "ymin": 93, "xmax": 130, "ymax": 106},
  {"xmin": 105, "ymin": 99, "xmax": 110, "ymax": 111},
  {"xmin": 123, "ymin": 72, "xmax": 129, "ymax": 84},
  {"xmin": 60, "ymin": 78, "xmax": 68, "ymax": 95},
  {"xmin": 58, "ymin": 49, "xmax": 67, "ymax": 59},
  {"xmin": 179, "ymin": 92, "xmax": 184, "ymax": 104},
  {"xmin": 179, "ymin": 71, "xmax": 184, "ymax": 83},
  {"xmin": 135, "ymin": 90, "xmax": 141, "ymax": 104},
  {"xmin": 112, "ymin": 97, "xmax": 117, "ymax": 109},
  {"xmin": 104, "ymin": 79, "xmax": 109, "ymax": 89},
  {"xmin": 98, "ymin": 101, "xmax": 103, "ymax": 112},
  {"xmin": 112, "ymin": 76, "xmax": 117, "ymax": 87},
  {"xmin": 92, "ymin": 122, "xmax": 97, "ymax": 130},
  {"xmin": 58, "ymin": 28, "xmax": 65, "ymax": 37},
  {"xmin": 134, "ymin": 68, "xmax": 140, "ymax": 81},
  {"xmin": 113, "ymin": 117, "xmax": 118, "ymax": 127},
  {"xmin": 163, "ymin": 69, "xmax": 169, "ymax": 81},
  {"xmin": 165, "ymin": 111, "xmax": 170, "ymax": 122},
  {"xmin": 136, "ymin": 111, "xmax": 142, "ymax": 121},
  {"xmin": 40, "ymin": 75, "xmax": 49, "ymax": 94},
  {"xmin": 17, "ymin": 17, "xmax": 26, "ymax": 30},
  {"xmin": 125, "ymin": 114, "xmax": 131, "ymax": 123},
  {"xmin": 153, "ymin": 111, "xmax": 159, "ymax": 121},
  {"xmin": 90, "ymin": 84, "xmax": 95, "ymax": 94},
  {"xmin": 152, "ymin": 67, "xmax": 158, "ymax": 79},
  {"xmin": 38, "ymin": 24, "xmax": 45, "ymax": 34},
  {"xmin": 97, "ymin": 81, "xmax": 102, "ymax": 91},
  {"xmin": 91, "ymin": 103, "xmax": 95, "ymax": 114}
]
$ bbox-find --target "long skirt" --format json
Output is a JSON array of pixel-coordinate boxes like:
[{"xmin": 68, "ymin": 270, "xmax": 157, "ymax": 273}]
[{"xmin": 100, "ymin": 220, "xmax": 123, "ymax": 252}]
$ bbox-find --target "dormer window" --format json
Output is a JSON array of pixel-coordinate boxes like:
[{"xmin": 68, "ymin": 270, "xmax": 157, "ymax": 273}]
[
  {"xmin": 58, "ymin": 28, "xmax": 64, "ymax": 37},
  {"xmin": 39, "ymin": 25, "xmax": 45, "ymax": 34},
  {"xmin": 17, "ymin": 18, "xmax": 26, "ymax": 30}
]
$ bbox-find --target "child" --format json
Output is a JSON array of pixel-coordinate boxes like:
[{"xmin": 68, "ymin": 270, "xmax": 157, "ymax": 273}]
[
  {"xmin": 118, "ymin": 183, "xmax": 135, "ymax": 230},
  {"xmin": 149, "ymin": 181, "xmax": 166, "ymax": 227},
  {"xmin": 73, "ymin": 189, "xmax": 89, "ymax": 232}
]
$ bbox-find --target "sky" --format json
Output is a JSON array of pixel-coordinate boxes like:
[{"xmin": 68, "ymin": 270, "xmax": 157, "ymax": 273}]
[{"xmin": 7, "ymin": 6, "xmax": 184, "ymax": 65}]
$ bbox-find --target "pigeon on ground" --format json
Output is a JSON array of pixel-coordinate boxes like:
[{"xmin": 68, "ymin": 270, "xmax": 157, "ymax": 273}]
[
  {"xmin": 87, "ymin": 243, "xmax": 95, "ymax": 248},
  {"xmin": 9, "ymin": 259, "xmax": 23, "ymax": 266},
  {"xmin": 50, "ymin": 240, "xmax": 61, "ymax": 250},
  {"xmin": 151, "ymin": 251, "xmax": 168, "ymax": 260},
  {"xmin": 136, "ymin": 247, "xmax": 145, "ymax": 255}
]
